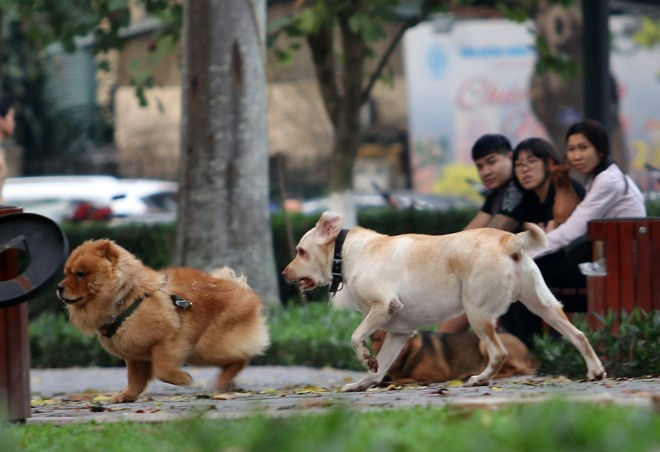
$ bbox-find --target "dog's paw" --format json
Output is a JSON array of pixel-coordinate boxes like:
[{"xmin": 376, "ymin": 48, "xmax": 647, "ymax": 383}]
[
  {"xmin": 340, "ymin": 373, "xmax": 380, "ymax": 392},
  {"xmin": 158, "ymin": 370, "xmax": 194, "ymax": 387},
  {"xmin": 110, "ymin": 392, "xmax": 137, "ymax": 403},
  {"xmin": 341, "ymin": 381, "xmax": 368, "ymax": 392},
  {"xmin": 587, "ymin": 368, "xmax": 607, "ymax": 381},
  {"xmin": 216, "ymin": 381, "xmax": 240, "ymax": 393},
  {"xmin": 464, "ymin": 375, "xmax": 490, "ymax": 388}
]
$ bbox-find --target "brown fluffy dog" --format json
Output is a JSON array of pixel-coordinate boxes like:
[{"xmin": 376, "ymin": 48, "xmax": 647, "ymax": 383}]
[
  {"xmin": 370, "ymin": 330, "xmax": 538, "ymax": 384},
  {"xmin": 57, "ymin": 239, "xmax": 270, "ymax": 403}
]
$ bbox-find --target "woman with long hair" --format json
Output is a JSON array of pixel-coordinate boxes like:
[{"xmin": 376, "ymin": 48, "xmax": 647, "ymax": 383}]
[{"xmin": 532, "ymin": 119, "xmax": 646, "ymax": 258}]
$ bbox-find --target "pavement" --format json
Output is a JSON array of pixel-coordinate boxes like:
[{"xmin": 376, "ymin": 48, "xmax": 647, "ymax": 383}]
[{"xmin": 24, "ymin": 366, "xmax": 660, "ymax": 424}]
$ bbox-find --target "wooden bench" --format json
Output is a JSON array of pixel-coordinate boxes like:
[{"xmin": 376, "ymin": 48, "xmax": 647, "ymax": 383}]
[{"xmin": 585, "ymin": 217, "xmax": 660, "ymax": 328}]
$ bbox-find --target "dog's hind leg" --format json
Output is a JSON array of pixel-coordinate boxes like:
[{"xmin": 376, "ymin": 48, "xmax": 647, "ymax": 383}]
[
  {"xmin": 215, "ymin": 359, "xmax": 248, "ymax": 393},
  {"xmin": 341, "ymin": 331, "xmax": 410, "ymax": 392},
  {"xmin": 520, "ymin": 287, "xmax": 605, "ymax": 381},
  {"xmin": 151, "ymin": 340, "xmax": 194, "ymax": 387},
  {"xmin": 463, "ymin": 316, "xmax": 507, "ymax": 387}
]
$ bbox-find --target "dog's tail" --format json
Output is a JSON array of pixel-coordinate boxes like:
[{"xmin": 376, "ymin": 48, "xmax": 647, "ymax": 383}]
[
  {"xmin": 509, "ymin": 222, "xmax": 547, "ymax": 254},
  {"xmin": 210, "ymin": 266, "xmax": 250, "ymax": 289}
]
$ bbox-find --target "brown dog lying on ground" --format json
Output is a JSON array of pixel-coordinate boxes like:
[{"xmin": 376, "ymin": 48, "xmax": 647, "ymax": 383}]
[
  {"xmin": 57, "ymin": 239, "xmax": 270, "ymax": 403},
  {"xmin": 370, "ymin": 330, "xmax": 538, "ymax": 384}
]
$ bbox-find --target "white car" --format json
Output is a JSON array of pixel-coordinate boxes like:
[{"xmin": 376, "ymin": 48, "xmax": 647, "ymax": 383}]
[
  {"xmin": 2, "ymin": 175, "xmax": 178, "ymax": 224},
  {"xmin": 300, "ymin": 190, "xmax": 479, "ymax": 215}
]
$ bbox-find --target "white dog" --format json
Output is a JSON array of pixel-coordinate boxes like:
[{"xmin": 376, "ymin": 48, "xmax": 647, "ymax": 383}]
[{"xmin": 282, "ymin": 211, "xmax": 605, "ymax": 392}]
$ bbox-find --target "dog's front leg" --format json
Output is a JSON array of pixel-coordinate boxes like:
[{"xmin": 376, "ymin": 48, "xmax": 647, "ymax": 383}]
[
  {"xmin": 341, "ymin": 331, "xmax": 410, "ymax": 392},
  {"xmin": 111, "ymin": 359, "xmax": 152, "ymax": 403},
  {"xmin": 349, "ymin": 300, "xmax": 402, "ymax": 373}
]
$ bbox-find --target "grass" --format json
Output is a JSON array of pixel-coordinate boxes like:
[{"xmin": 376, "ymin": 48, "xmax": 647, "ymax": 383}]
[{"xmin": 5, "ymin": 401, "xmax": 660, "ymax": 451}]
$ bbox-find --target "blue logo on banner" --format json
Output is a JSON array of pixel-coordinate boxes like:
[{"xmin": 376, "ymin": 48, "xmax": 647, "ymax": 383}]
[
  {"xmin": 428, "ymin": 44, "xmax": 448, "ymax": 79},
  {"xmin": 558, "ymin": 107, "xmax": 582, "ymax": 126}
]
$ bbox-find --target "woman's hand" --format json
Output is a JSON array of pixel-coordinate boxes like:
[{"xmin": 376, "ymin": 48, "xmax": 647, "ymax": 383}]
[{"xmin": 546, "ymin": 219, "xmax": 558, "ymax": 232}]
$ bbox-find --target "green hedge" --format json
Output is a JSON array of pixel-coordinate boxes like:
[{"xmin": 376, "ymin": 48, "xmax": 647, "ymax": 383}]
[
  {"xmin": 533, "ymin": 309, "xmax": 660, "ymax": 378},
  {"xmin": 29, "ymin": 304, "xmax": 660, "ymax": 378}
]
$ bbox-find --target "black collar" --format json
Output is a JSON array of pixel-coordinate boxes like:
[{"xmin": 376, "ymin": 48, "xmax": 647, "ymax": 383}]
[
  {"xmin": 329, "ymin": 229, "xmax": 349, "ymax": 297},
  {"xmin": 99, "ymin": 295, "xmax": 147, "ymax": 339}
]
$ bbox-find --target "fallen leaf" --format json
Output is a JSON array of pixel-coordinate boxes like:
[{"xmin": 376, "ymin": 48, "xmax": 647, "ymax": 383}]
[
  {"xmin": 259, "ymin": 388, "xmax": 280, "ymax": 394},
  {"xmin": 429, "ymin": 388, "xmax": 449, "ymax": 396},
  {"xmin": 448, "ymin": 380, "xmax": 463, "ymax": 387},
  {"xmin": 384, "ymin": 384, "xmax": 402, "ymax": 391},
  {"xmin": 134, "ymin": 408, "xmax": 162, "ymax": 414},
  {"xmin": 211, "ymin": 394, "xmax": 235, "ymax": 400},
  {"xmin": 30, "ymin": 398, "xmax": 58, "ymax": 407},
  {"xmin": 62, "ymin": 394, "xmax": 102, "ymax": 402}
]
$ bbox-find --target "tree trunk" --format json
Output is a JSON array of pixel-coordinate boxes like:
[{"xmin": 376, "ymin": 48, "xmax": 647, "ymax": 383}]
[
  {"xmin": 177, "ymin": 0, "xmax": 279, "ymax": 305},
  {"xmin": 530, "ymin": 4, "xmax": 584, "ymax": 154},
  {"xmin": 326, "ymin": 8, "xmax": 368, "ymax": 228},
  {"xmin": 530, "ymin": 4, "xmax": 628, "ymax": 169}
]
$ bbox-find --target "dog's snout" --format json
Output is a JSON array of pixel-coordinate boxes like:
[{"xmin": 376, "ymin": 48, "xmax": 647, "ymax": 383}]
[{"xmin": 56, "ymin": 284, "xmax": 64, "ymax": 295}]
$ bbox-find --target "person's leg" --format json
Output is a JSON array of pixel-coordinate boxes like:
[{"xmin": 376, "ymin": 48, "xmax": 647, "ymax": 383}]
[{"xmin": 536, "ymin": 250, "xmax": 586, "ymax": 292}]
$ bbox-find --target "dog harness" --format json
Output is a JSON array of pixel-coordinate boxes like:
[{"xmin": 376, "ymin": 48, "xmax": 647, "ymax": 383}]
[
  {"xmin": 99, "ymin": 292, "xmax": 192, "ymax": 339},
  {"xmin": 99, "ymin": 295, "xmax": 147, "ymax": 339},
  {"xmin": 329, "ymin": 229, "xmax": 349, "ymax": 297}
]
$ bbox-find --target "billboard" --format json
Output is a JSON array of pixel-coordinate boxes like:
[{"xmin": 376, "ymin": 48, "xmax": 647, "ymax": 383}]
[{"xmin": 404, "ymin": 17, "xmax": 660, "ymax": 193}]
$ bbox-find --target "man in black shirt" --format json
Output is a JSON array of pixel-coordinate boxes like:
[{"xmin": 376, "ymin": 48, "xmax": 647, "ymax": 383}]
[{"xmin": 463, "ymin": 134, "xmax": 523, "ymax": 232}]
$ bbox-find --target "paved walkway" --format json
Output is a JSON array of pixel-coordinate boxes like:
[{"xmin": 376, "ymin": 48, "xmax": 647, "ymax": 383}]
[{"xmin": 24, "ymin": 366, "xmax": 660, "ymax": 424}]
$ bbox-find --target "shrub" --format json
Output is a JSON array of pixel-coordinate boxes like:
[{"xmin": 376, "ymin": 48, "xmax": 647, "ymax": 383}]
[
  {"xmin": 533, "ymin": 309, "xmax": 660, "ymax": 378},
  {"xmin": 253, "ymin": 302, "xmax": 364, "ymax": 370},
  {"xmin": 29, "ymin": 311, "xmax": 122, "ymax": 368}
]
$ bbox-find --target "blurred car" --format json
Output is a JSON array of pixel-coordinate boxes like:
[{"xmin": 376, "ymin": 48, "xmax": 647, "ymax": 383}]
[
  {"xmin": 2, "ymin": 175, "xmax": 178, "ymax": 224},
  {"xmin": 299, "ymin": 190, "xmax": 479, "ymax": 215}
]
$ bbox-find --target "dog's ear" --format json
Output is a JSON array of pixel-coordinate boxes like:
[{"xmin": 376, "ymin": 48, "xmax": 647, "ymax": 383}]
[
  {"xmin": 92, "ymin": 240, "xmax": 121, "ymax": 264},
  {"xmin": 315, "ymin": 211, "xmax": 344, "ymax": 242}
]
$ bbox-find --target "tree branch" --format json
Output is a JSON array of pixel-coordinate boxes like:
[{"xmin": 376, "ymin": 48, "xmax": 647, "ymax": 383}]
[{"xmin": 360, "ymin": 15, "xmax": 422, "ymax": 105}]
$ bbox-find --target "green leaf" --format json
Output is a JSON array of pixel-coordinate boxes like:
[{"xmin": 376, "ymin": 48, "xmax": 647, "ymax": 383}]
[
  {"xmin": 297, "ymin": 8, "xmax": 320, "ymax": 34},
  {"xmin": 348, "ymin": 11, "xmax": 370, "ymax": 34},
  {"xmin": 362, "ymin": 22, "xmax": 386, "ymax": 42}
]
